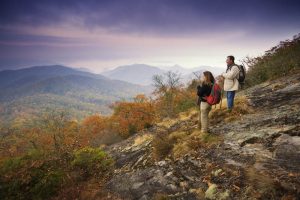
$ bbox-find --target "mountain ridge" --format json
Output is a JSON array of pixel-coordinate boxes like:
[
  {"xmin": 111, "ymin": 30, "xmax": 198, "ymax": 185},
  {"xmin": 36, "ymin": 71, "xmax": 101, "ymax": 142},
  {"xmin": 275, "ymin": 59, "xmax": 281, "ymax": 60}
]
[
  {"xmin": 102, "ymin": 64, "xmax": 165, "ymax": 86},
  {"xmin": 0, "ymin": 65, "xmax": 151, "ymax": 124},
  {"xmin": 101, "ymin": 64, "xmax": 224, "ymax": 85}
]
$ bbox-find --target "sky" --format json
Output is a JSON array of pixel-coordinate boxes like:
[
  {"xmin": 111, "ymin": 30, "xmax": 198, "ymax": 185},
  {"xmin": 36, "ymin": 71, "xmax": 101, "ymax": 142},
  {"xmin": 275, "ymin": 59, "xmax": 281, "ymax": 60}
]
[{"xmin": 0, "ymin": 0, "xmax": 299, "ymax": 73}]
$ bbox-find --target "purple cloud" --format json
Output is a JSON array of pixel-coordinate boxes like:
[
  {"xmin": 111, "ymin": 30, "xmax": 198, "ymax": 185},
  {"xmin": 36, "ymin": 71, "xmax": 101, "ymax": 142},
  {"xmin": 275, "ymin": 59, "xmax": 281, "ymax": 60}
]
[
  {"xmin": 0, "ymin": 0, "xmax": 299, "ymax": 70},
  {"xmin": 1, "ymin": 0, "xmax": 299, "ymax": 35}
]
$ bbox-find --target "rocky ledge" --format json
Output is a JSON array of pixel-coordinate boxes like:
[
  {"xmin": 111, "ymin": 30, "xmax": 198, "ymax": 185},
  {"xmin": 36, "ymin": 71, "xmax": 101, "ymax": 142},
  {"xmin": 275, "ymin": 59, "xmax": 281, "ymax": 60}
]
[{"xmin": 101, "ymin": 73, "xmax": 300, "ymax": 200}]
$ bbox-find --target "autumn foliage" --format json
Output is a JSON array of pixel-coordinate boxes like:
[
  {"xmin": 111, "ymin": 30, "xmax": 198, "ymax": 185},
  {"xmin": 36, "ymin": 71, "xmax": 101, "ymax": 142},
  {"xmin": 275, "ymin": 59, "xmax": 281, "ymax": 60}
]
[
  {"xmin": 110, "ymin": 94, "xmax": 156, "ymax": 138},
  {"xmin": 80, "ymin": 114, "xmax": 110, "ymax": 146},
  {"xmin": 242, "ymin": 33, "xmax": 300, "ymax": 87},
  {"xmin": 0, "ymin": 89, "xmax": 194, "ymax": 199},
  {"xmin": 0, "ymin": 94, "xmax": 157, "ymax": 160},
  {"xmin": 153, "ymin": 71, "xmax": 197, "ymax": 118}
]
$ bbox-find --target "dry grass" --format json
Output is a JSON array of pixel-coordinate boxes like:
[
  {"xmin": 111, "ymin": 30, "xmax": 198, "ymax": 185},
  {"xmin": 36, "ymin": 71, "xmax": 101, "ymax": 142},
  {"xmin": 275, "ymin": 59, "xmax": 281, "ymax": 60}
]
[
  {"xmin": 153, "ymin": 105, "xmax": 228, "ymax": 160},
  {"xmin": 178, "ymin": 108, "xmax": 198, "ymax": 121},
  {"xmin": 170, "ymin": 129, "xmax": 223, "ymax": 159},
  {"xmin": 156, "ymin": 118, "xmax": 178, "ymax": 129},
  {"xmin": 209, "ymin": 95, "xmax": 254, "ymax": 125},
  {"xmin": 155, "ymin": 131, "xmax": 190, "ymax": 159},
  {"xmin": 152, "ymin": 193, "xmax": 170, "ymax": 200},
  {"xmin": 133, "ymin": 134, "xmax": 153, "ymax": 147},
  {"xmin": 189, "ymin": 188, "xmax": 205, "ymax": 199},
  {"xmin": 156, "ymin": 108, "xmax": 198, "ymax": 129},
  {"xmin": 152, "ymin": 126, "xmax": 223, "ymax": 160},
  {"xmin": 172, "ymin": 141, "xmax": 192, "ymax": 159},
  {"xmin": 244, "ymin": 167, "xmax": 279, "ymax": 199},
  {"xmin": 152, "ymin": 132, "xmax": 174, "ymax": 161},
  {"xmin": 168, "ymin": 131, "xmax": 187, "ymax": 141},
  {"xmin": 189, "ymin": 129, "xmax": 223, "ymax": 146}
]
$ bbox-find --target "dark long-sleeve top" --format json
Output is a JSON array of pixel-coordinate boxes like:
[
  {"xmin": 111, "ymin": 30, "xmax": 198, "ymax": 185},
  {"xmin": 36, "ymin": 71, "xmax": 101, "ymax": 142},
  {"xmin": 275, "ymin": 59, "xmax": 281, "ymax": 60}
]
[{"xmin": 197, "ymin": 84, "xmax": 212, "ymax": 102}]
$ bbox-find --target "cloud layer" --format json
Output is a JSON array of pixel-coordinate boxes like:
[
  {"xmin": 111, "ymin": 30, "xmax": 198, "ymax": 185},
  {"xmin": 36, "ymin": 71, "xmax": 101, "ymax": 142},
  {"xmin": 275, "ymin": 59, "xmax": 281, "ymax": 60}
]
[{"xmin": 0, "ymin": 0, "xmax": 299, "ymax": 71}]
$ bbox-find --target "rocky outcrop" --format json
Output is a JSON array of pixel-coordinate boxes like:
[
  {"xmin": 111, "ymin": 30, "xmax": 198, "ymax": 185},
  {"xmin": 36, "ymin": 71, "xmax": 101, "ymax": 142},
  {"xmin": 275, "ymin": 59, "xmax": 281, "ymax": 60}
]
[{"xmin": 101, "ymin": 73, "xmax": 300, "ymax": 200}]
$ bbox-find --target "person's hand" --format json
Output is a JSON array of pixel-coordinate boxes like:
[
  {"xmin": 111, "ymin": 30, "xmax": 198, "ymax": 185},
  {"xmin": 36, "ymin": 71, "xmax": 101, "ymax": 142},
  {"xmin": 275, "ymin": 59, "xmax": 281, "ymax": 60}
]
[{"xmin": 216, "ymin": 75, "xmax": 224, "ymax": 82}]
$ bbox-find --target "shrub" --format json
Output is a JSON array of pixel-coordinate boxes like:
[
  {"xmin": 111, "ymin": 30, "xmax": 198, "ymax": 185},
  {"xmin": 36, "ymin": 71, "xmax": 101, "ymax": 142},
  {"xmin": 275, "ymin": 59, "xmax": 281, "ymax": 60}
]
[
  {"xmin": 110, "ymin": 94, "xmax": 156, "ymax": 138},
  {"xmin": 30, "ymin": 170, "xmax": 65, "ymax": 199},
  {"xmin": 91, "ymin": 130, "xmax": 123, "ymax": 146},
  {"xmin": 71, "ymin": 147, "xmax": 114, "ymax": 178},
  {"xmin": 175, "ymin": 90, "xmax": 197, "ymax": 113},
  {"xmin": 152, "ymin": 71, "xmax": 184, "ymax": 118},
  {"xmin": 0, "ymin": 150, "xmax": 66, "ymax": 200},
  {"xmin": 152, "ymin": 133, "xmax": 174, "ymax": 161},
  {"xmin": 244, "ymin": 33, "xmax": 300, "ymax": 87},
  {"xmin": 128, "ymin": 124, "xmax": 137, "ymax": 135},
  {"xmin": 0, "ymin": 146, "xmax": 114, "ymax": 199}
]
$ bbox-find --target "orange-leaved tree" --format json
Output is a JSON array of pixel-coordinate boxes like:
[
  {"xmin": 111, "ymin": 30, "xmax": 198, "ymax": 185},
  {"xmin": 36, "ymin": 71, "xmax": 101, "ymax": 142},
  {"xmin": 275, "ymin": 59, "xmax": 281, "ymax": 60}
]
[
  {"xmin": 80, "ymin": 114, "xmax": 110, "ymax": 146},
  {"xmin": 110, "ymin": 94, "xmax": 156, "ymax": 138}
]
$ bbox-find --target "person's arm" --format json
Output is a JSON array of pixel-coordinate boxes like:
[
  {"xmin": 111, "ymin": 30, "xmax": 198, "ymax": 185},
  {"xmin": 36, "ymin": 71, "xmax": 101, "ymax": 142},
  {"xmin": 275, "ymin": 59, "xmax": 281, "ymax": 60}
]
[
  {"xmin": 197, "ymin": 85, "xmax": 201, "ymax": 96},
  {"xmin": 222, "ymin": 65, "xmax": 239, "ymax": 79}
]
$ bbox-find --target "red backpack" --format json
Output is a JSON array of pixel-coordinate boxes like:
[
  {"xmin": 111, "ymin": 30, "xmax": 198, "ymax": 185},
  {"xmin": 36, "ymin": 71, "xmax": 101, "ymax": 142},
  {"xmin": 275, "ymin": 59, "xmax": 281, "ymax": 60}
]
[{"xmin": 205, "ymin": 83, "xmax": 222, "ymax": 105}]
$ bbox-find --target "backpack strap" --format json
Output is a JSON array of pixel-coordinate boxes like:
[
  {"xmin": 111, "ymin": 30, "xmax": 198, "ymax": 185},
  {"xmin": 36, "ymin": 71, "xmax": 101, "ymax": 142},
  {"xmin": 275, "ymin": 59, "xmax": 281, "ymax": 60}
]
[
  {"xmin": 226, "ymin": 66, "xmax": 230, "ymax": 73},
  {"xmin": 210, "ymin": 82, "xmax": 215, "ymax": 96},
  {"xmin": 226, "ymin": 64, "xmax": 237, "ymax": 72},
  {"xmin": 231, "ymin": 64, "xmax": 240, "ymax": 79}
]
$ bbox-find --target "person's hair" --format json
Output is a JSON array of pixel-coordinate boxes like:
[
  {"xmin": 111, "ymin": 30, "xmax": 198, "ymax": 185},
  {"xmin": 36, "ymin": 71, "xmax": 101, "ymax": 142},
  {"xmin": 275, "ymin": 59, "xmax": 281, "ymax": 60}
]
[
  {"xmin": 227, "ymin": 55, "xmax": 235, "ymax": 62},
  {"xmin": 203, "ymin": 71, "xmax": 215, "ymax": 85}
]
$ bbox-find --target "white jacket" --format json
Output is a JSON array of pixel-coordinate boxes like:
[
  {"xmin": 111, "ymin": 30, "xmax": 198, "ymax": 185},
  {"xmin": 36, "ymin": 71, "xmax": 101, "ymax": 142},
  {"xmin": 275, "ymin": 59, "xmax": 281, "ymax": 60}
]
[{"xmin": 222, "ymin": 65, "xmax": 239, "ymax": 91}]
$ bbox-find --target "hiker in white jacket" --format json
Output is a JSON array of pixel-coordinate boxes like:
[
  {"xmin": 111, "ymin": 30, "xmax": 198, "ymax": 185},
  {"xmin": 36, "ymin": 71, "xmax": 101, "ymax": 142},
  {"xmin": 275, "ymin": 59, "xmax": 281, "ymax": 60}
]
[{"xmin": 222, "ymin": 55, "xmax": 239, "ymax": 110}]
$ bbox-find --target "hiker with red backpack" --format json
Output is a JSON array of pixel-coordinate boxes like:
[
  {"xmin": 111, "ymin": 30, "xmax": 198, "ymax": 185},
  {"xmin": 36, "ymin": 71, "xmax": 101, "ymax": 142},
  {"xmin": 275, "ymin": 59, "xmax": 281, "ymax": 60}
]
[
  {"xmin": 221, "ymin": 55, "xmax": 244, "ymax": 111},
  {"xmin": 197, "ymin": 71, "xmax": 218, "ymax": 133}
]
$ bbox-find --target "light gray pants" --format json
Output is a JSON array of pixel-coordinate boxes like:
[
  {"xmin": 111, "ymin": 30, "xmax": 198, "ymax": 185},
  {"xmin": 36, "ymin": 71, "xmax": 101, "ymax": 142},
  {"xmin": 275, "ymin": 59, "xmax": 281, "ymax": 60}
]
[{"xmin": 198, "ymin": 102, "xmax": 212, "ymax": 132}]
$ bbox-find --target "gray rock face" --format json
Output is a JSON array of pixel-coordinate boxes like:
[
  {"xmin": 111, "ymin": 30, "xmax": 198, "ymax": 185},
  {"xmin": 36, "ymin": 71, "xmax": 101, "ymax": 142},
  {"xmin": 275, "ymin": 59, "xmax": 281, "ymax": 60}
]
[
  {"xmin": 102, "ymin": 73, "xmax": 300, "ymax": 199},
  {"xmin": 273, "ymin": 134, "xmax": 300, "ymax": 171}
]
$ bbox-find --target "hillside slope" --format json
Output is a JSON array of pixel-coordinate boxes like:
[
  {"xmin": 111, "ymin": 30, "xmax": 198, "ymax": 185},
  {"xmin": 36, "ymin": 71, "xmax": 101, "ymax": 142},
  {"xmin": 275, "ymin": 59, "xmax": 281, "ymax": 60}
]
[
  {"xmin": 99, "ymin": 72, "xmax": 300, "ymax": 200},
  {"xmin": 0, "ymin": 65, "xmax": 151, "ymax": 124}
]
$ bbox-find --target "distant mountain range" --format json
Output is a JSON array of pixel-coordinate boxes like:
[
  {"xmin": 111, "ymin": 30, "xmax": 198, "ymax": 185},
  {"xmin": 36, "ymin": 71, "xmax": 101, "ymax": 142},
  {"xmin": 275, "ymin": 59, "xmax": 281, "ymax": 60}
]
[
  {"xmin": 0, "ymin": 64, "xmax": 224, "ymax": 125},
  {"xmin": 101, "ymin": 64, "xmax": 165, "ymax": 86},
  {"xmin": 101, "ymin": 64, "xmax": 224, "ymax": 86},
  {"xmin": 0, "ymin": 65, "xmax": 151, "ymax": 124}
]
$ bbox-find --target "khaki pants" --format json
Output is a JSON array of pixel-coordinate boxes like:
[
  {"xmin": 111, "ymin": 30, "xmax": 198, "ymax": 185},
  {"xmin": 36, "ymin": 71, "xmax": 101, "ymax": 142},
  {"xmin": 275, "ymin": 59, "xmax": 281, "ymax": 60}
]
[{"xmin": 198, "ymin": 102, "xmax": 212, "ymax": 132}]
